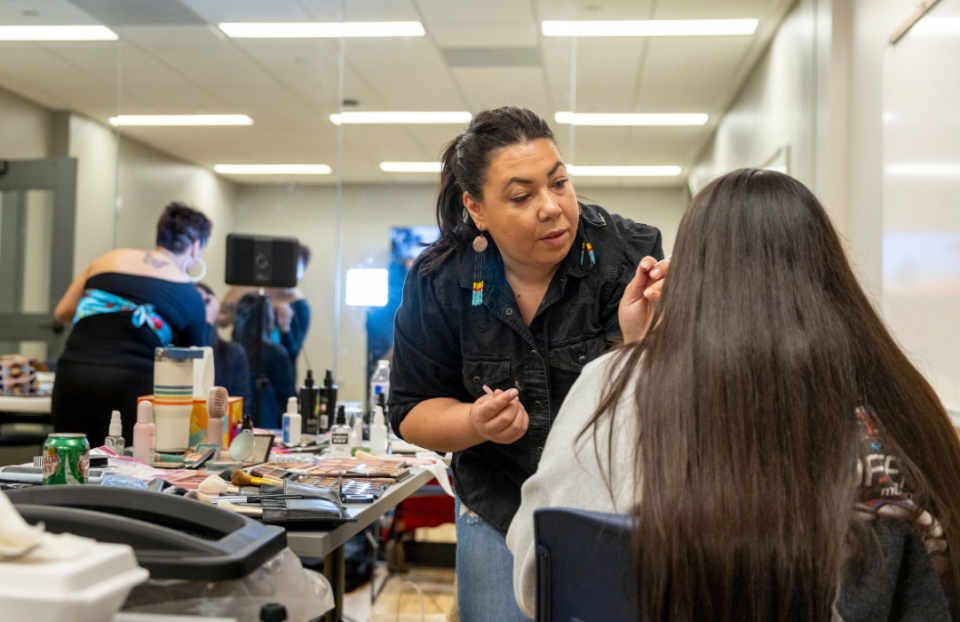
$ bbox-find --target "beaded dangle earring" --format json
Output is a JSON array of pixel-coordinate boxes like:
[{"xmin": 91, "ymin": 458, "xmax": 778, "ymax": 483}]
[
  {"xmin": 472, "ymin": 231, "xmax": 487, "ymax": 306},
  {"xmin": 580, "ymin": 241, "xmax": 595, "ymax": 265}
]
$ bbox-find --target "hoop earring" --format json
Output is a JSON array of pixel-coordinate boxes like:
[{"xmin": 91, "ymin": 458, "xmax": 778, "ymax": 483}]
[{"xmin": 186, "ymin": 257, "xmax": 207, "ymax": 283}]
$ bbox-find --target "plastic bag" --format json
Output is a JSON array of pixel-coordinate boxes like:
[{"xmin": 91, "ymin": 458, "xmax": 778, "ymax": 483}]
[{"xmin": 122, "ymin": 548, "xmax": 334, "ymax": 621}]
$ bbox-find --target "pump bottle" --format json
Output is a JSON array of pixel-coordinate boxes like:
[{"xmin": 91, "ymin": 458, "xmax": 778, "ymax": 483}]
[{"xmin": 105, "ymin": 410, "xmax": 125, "ymax": 453}]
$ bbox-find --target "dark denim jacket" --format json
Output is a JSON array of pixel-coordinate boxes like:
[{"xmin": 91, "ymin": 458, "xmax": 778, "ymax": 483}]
[{"xmin": 388, "ymin": 203, "xmax": 663, "ymax": 534}]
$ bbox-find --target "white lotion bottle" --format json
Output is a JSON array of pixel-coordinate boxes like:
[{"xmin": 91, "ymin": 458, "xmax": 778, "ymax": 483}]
[
  {"xmin": 283, "ymin": 397, "xmax": 302, "ymax": 446},
  {"xmin": 133, "ymin": 400, "xmax": 156, "ymax": 464},
  {"xmin": 369, "ymin": 393, "xmax": 388, "ymax": 456}
]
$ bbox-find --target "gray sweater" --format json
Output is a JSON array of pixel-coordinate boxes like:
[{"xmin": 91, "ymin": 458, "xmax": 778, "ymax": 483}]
[{"xmin": 506, "ymin": 353, "xmax": 636, "ymax": 619}]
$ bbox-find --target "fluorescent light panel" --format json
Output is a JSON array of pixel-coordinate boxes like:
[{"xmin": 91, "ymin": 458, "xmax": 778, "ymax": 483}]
[
  {"xmin": 542, "ymin": 19, "xmax": 758, "ymax": 37},
  {"xmin": 885, "ymin": 163, "xmax": 960, "ymax": 177},
  {"xmin": 214, "ymin": 165, "xmax": 332, "ymax": 175},
  {"xmin": 110, "ymin": 115, "xmax": 253, "ymax": 126},
  {"xmin": 567, "ymin": 165, "xmax": 682, "ymax": 177},
  {"xmin": 346, "ymin": 269, "xmax": 389, "ymax": 307},
  {"xmin": 555, "ymin": 112, "xmax": 708, "ymax": 126},
  {"xmin": 330, "ymin": 112, "xmax": 471, "ymax": 125},
  {"xmin": 219, "ymin": 22, "xmax": 425, "ymax": 38},
  {"xmin": 0, "ymin": 26, "xmax": 118, "ymax": 41},
  {"xmin": 380, "ymin": 162, "xmax": 442, "ymax": 173}
]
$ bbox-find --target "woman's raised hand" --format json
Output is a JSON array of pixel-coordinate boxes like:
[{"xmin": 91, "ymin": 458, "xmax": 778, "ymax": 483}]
[
  {"xmin": 618, "ymin": 255, "xmax": 670, "ymax": 344},
  {"xmin": 468, "ymin": 388, "xmax": 529, "ymax": 444}
]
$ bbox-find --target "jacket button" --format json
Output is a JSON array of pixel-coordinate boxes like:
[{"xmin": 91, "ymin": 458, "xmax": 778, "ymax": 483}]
[
  {"xmin": 579, "ymin": 355, "xmax": 587, "ymax": 364},
  {"xmin": 473, "ymin": 376, "xmax": 481, "ymax": 384},
  {"xmin": 535, "ymin": 401, "xmax": 542, "ymax": 409},
  {"xmin": 505, "ymin": 308, "xmax": 513, "ymax": 316},
  {"xmin": 531, "ymin": 349, "xmax": 537, "ymax": 356}
]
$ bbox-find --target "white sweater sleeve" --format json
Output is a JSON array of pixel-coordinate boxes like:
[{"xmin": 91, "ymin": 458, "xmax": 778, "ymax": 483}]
[{"xmin": 506, "ymin": 353, "xmax": 638, "ymax": 619}]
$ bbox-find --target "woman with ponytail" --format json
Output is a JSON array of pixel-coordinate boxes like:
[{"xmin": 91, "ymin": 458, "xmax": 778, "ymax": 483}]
[
  {"xmin": 388, "ymin": 106, "xmax": 666, "ymax": 620},
  {"xmin": 507, "ymin": 169, "xmax": 960, "ymax": 621}
]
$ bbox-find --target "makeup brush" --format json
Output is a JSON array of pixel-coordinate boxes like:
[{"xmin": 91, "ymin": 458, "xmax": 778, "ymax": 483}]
[
  {"xmin": 184, "ymin": 490, "xmax": 212, "ymax": 504},
  {"xmin": 249, "ymin": 468, "xmax": 284, "ymax": 484},
  {"xmin": 217, "ymin": 500, "xmax": 263, "ymax": 518},
  {"xmin": 198, "ymin": 474, "xmax": 239, "ymax": 496},
  {"xmin": 231, "ymin": 470, "xmax": 274, "ymax": 487}
]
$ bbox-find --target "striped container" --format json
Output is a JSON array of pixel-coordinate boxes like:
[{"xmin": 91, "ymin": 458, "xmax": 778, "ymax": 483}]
[{"xmin": 154, "ymin": 348, "xmax": 203, "ymax": 450}]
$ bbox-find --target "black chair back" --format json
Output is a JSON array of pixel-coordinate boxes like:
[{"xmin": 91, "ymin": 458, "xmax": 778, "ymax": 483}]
[{"xmin": 534, "ymin": 508, "xmax": 642, "ymax": 622}]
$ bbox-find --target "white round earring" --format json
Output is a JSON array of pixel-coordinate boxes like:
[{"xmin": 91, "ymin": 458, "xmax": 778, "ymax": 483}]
[{"xmin": 187, "ymin": 257, "xmax": 207, "ymax": 283}]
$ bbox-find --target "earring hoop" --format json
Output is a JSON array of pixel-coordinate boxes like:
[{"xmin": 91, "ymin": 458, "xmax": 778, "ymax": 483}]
[{"xmin": 186, "ymin": 257, "xmax": 207, "ymax": 283}]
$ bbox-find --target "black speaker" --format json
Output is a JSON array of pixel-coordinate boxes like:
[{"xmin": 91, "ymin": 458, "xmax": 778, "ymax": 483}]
[{"xmin": 225, "ymin": 234, "xmax": 299, "ymax": 288}]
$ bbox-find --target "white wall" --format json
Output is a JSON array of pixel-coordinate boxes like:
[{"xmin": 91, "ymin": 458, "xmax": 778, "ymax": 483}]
[
  {"xmin": 0, "ymin": 87, "xmax": 49, "ymax": 159},
  {"xmin": 689, "ymin": 0, "xmax": 817, "ymax": 192},
  {"xmin": 235, "ymin": 183, "xmax": 688, "ymax": 402}
]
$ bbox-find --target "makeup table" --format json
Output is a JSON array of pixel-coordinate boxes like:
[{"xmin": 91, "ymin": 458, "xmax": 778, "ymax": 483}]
[
  {"xmin": 286, "ymin": 466, "xmax": 437, "ymax": 622},
  {"xmin": 0, "ymin": 395, "xmax": 52, "ymax": 427}
]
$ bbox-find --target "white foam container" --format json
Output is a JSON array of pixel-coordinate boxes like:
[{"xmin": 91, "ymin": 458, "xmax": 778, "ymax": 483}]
[{"xmin": 0, "ymin": 541, "xmax": 149, "ymax": 622}]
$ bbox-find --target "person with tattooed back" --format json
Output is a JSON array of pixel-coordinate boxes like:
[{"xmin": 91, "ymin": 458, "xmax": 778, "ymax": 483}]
[{"xmin": 52, "ymin": 202, "xmax": 211, "ymax": 446}]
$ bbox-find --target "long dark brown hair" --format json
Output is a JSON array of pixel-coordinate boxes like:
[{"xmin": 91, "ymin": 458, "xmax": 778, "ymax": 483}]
[
  {"xmin": 587, "ymin": 169, "xmax": 960, "ymax": 620},
  {"xmin": 420, "ymin": 106, "xmax": 555, "ymax": 273}
]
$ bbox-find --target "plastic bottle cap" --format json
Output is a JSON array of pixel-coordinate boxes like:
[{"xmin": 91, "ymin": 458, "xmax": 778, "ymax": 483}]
[
  {"xmin": 336, "ymin": 405, "xmax": 346, "ymax": 425},
  {"xmin": 109, "ymin": 410, "xmax": 123, "ymax": 436},
  {"xmin": 259, "ymin": 602, "xmax": 288, "ymax": 622},
  {"xmin": 287, "ymin": 397, "xmax": 298, "ymax": 414},
  {"xmin": 137, "ymin": 401, "xmax": 153, "ymax": 425},
  {"xmin": 305, "ymin": 369, "xmax": 314, "ymax": 384}
]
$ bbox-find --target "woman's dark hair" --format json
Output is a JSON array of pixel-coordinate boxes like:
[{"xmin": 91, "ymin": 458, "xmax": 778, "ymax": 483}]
[
  {"xmin": 585, "ymin": 169, "xmax": 960, "ymax": 620},
  {"xmin": 156, "ymin": 202, "xmax": 212, "ymax": 254},
  {"xmin": 232, "ymin": 293, "xmax": 273, "ymax": 353},
  {"xmin": 420, "ymin": 106, "xmax": 555, "ymax": 273},
  {"xmin": 298, "ymin": 244, "xmax": 311, "ymax": 266},
  {"xmin": 196, "ymin": 282, "xmax": 232, "ymax": 372}
]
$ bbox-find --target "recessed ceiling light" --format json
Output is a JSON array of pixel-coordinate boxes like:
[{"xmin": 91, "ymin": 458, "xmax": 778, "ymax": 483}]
[
  {"xmin": 219, "ymin": 22, "xmax": 425, "ymax": 38},
  {"xmin": 330, "ymin": 112, "xmax": 471, "ymax": 125},
  {"xmin": 380, "ymin": 162, "xmax": 443, "ymax": 173},
  {"xmin": 567, "ymin": 165, "xmax": 682, "ymax": 177},
  {"xmin": 110, "ymin": 115, "xmax": 253, "ymax": 126},
  {"xmin": 214, "ymin": 165, "xmax": 332, "ymax": 175},
  {"xmin": 542, "ymin": 19, "xmax": 758, "ymax": 37},
  {"xmin": 0, "ymin": 25, "xmax": 117, "ymax": 41},
  {"xmin": 555, "ymin": 112, "xmax": 708, "ymax": 126},
  {"xmin": 885, "ymin": 163, "xmax": 960, "ymax": 177}
]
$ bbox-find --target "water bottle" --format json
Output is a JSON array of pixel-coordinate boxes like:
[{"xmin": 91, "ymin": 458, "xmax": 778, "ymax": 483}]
[{"xmin": 370, "ymin": 360, "xmax": 390, "ymax": 410}]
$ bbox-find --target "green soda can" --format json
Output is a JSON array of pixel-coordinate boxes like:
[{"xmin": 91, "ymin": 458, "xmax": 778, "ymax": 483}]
[{"xmin": 42, "ymin": 433, "xmax": 91, "ymax": 485}]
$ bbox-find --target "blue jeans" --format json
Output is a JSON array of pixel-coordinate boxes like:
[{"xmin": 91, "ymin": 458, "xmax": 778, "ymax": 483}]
[{"xmin": 456, "ymin": 498, "xmax": 532, "ymax": 621}]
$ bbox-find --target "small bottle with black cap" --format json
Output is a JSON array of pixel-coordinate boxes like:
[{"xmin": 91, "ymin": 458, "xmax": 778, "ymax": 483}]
[{"xmin": 329, "ymin": 405, "xmax": 352, "ymax": 458}]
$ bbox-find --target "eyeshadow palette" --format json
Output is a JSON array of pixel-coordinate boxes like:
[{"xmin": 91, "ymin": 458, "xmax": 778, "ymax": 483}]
[{"xmin": 309, "ymin": 458, "xmax": 413, "ymax": 480}]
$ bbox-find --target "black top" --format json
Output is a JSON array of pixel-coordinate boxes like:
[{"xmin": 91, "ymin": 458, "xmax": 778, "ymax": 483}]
[
  {"xmin": 388, "ymin": 203, "xmax": 663, "ymax": 533},
  {"xmin": 59, "ymin": 272, "xmax": 209, "ymax": 374},
  {"xmin": 212, "ymin": 338, "xmax": 253, "ymax": 414},
  {"xmin": 279, "ymin": 298, "xmax": 311, "ymax": 366},
  {"xmin": 247, "ymin": 340, "xmax": 297, "ymax": 428}
]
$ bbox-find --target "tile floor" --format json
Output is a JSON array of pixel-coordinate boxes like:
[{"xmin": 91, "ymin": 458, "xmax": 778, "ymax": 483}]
[{"xmin": 343, "ymin": 566, "xmax": 457, "ymax": 622}]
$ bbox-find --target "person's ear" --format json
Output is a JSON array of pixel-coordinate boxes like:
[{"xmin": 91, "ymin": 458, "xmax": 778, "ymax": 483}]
[{"xmin": 463, "ymin": 192, "xmax": 486, "ymax": 231}]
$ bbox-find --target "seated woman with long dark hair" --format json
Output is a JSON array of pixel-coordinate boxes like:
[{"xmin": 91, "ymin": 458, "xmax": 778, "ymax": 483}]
[{"xmin": 507, "ymin": 169, "xmax": 960, "ymax": 621}]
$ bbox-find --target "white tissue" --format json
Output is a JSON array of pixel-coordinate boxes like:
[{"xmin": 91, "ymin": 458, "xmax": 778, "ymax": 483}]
[{"xmin": 0, "ymin": 491, "xmax": 95, "ymax": 563}]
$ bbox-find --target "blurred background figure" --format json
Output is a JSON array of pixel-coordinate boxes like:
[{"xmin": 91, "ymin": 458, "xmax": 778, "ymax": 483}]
[
  {"xmin": 196, "ymin": 282, "xmax": 252, "ymax": 414},
  {"xmin": 232, "ymin": 293, "xmax": 296, "ymax": 428}
]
